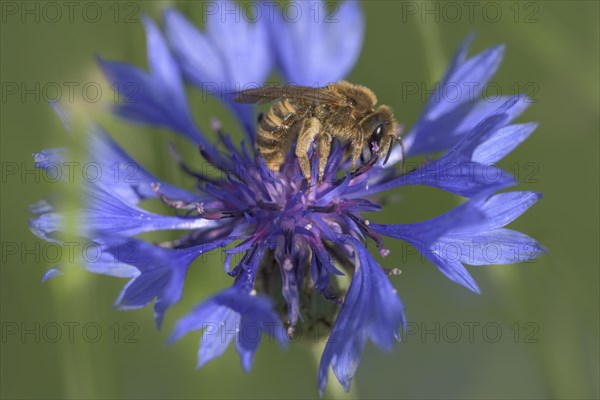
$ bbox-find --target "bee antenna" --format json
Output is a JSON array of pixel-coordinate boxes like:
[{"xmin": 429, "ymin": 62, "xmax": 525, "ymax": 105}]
[
  {"xmin": 395, "ymin": 136, "xmax": 406, "ymax": 174},
  {"xmin": 383, "ymin": 137, "xmax": 394, "ymax": 165}
]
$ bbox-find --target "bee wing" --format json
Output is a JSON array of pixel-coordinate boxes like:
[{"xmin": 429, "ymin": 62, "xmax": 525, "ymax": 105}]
[{"xmin": 233, "ymin": 85, "xmax": 346, "ymax": 106}]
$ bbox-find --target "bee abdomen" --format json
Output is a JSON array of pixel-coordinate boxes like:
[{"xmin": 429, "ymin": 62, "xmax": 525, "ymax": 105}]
[
  {"xmin": 256, "ymin": 100, "xmax": 300, "ymax": 167},
  {"xmin": 259, "ymin": 100, "xmax": 295, "ymax": 134},
  {"xmin": 258, "ymin": 142, "xmax": 288, "ymax": 170}
]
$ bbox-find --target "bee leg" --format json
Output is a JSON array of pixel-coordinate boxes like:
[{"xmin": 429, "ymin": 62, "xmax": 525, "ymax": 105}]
[
  {"xmin": 350, "ymin": 140, "xmax": 362, "ymax": 171},
  {"xmin": 317, "ymin": 132, "xmax": 332, "ymax": 184},
  {"xmin": 295, "ymin": 117, "xmax": 321, "ymax": 184}
]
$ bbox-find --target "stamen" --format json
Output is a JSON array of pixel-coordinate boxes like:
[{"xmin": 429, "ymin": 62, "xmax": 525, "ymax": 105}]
[
  {"xmin": 198, "ymin": 145, "xmax": 229, "ymax": 173},
  {"xmin": 152, "ymin": 185, "xmax": 246, "ymax": 220},
  {"xmin": 307, "ymin": 204, "xmax": 339, "ymax": 213},
  {"xmin": 151, "ymin": 183, "xmax": 197, "ymax": 210},
  {"xmin": 287, "ymin": 325, "xmax": 295, "ymax": 340},
  {"xmin": 244, "ymin": 245, "xmax": 259, "ymax": 267},
  {"xmin": 396, "ymin": 136, "xmax": 406, "ymax": 174},
  {"xmin": 195, "ymin": 203, "xmax": 245, "ymax": 220},
  {"xmin": 168, "ymin": 142, "xmax": 218, "ymax": 183},
  {"xmin": 383, "ymin": 267, "xmax": 402, "ymax": 276},
  {"xmin": 211, "ymin": 118, "xmax": 222, "ymax": 134},
  {"xmin": 257, "ymin": 199, "xmax": 282, "ymax": 211},
  {"xmin": 347, "ymin": 213, "xmax": 389, "ymax": 255}
]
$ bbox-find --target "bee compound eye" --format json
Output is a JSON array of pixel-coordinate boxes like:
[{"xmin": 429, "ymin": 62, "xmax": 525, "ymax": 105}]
[{"xmin": 373, "ymin": 124, "xmax": 384, "ymax": 141}]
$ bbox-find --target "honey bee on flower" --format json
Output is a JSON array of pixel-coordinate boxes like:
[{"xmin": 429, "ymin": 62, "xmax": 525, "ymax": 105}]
[{"xmin": 30, "ymin": 1, "xmax": 545, "ymax": 396}]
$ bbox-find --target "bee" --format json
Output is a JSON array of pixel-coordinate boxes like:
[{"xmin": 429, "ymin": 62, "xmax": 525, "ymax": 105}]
[{"xmin": 233, "ymin": 81, "xmax": 402, "ymax": 183}]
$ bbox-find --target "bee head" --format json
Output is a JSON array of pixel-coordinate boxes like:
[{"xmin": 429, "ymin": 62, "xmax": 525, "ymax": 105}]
[{"xmin": 359, "ymin": 105, "xmax": 399, "ymax": 165}]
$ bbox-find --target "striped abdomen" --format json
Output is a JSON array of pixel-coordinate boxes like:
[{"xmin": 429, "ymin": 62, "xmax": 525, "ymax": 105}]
[{"xmin": 256, "ymin": 99, "xmax": 305, "ymax": 168}]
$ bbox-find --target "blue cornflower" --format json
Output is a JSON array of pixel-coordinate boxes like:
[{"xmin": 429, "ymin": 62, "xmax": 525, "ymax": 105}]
[{"xmin": 30, "ymin": 1, "xmax": 545, "ymax": 395}]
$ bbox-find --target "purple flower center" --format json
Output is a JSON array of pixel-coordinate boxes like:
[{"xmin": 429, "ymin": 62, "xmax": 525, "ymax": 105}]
[{"xmin": 153, "ymin": 124, "xmax": 393, "ymax": 338}]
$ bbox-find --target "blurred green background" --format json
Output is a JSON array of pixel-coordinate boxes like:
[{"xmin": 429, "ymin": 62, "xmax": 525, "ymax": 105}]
[{"xmin": 1, "ymin": 1, "xmax": 598, "ymax": 398}]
